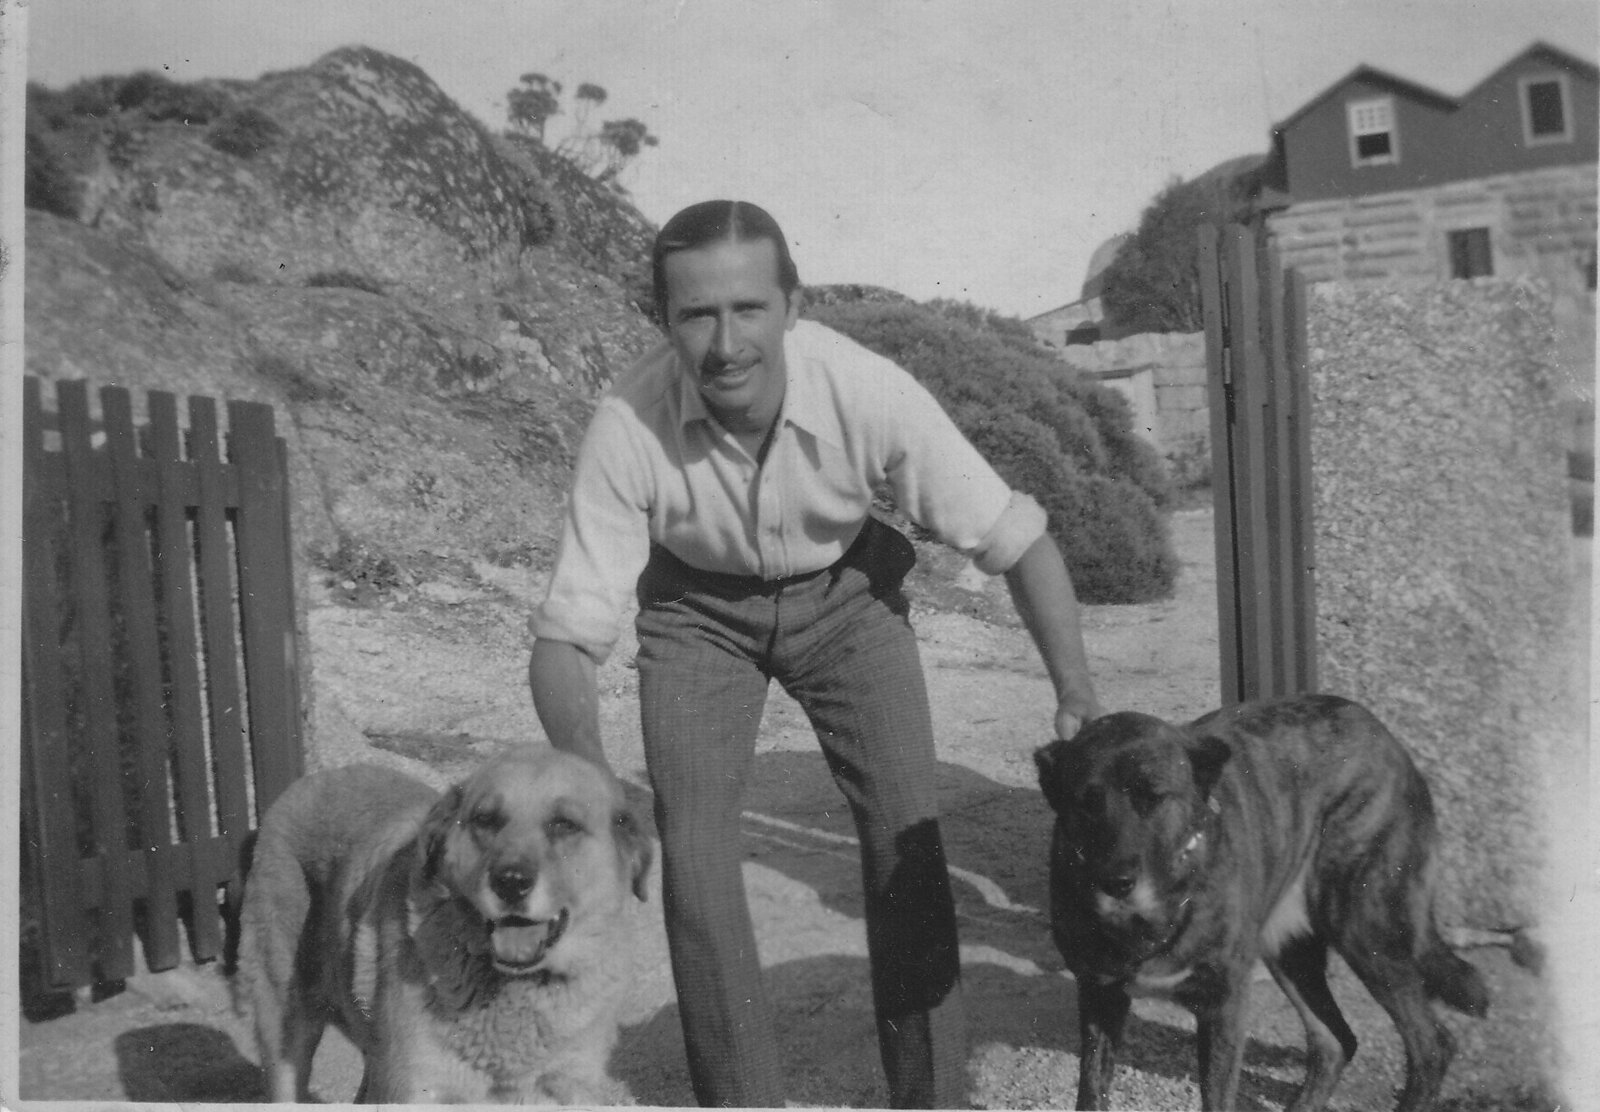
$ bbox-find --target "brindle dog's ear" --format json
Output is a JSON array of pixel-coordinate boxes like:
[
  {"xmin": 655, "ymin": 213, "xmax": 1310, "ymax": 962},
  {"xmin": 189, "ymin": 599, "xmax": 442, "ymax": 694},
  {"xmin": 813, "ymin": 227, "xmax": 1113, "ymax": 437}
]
[
  {"xmin": 418, "ymin": 784, "xmax": 465, "ymax": 885},
  {"xmin": 1034, "ymin": 738, "xmax": 1085, "ymax": 814},
  {"xmin": 613, "ymin": 807, "xmax": 654, "ymax": 902},
  {"xmin": 1185, "ymin": 733, "xmax": 1232, "ymax": 801}
]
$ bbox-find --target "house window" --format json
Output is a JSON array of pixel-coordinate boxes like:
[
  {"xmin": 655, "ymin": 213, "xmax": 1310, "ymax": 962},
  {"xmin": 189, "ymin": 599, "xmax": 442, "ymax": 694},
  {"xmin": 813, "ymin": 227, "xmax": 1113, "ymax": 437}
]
[
  {"xmin": 1447, "ymin": 228, "xmax": 1494, "ymax": 280},
  {"xmin": 1348, "ymin": 97, "xmax": 1398, "ymax": 166},
  {"xmin": 1520, "ymin": 74, "xmax": 1572, "ymax": 145}
]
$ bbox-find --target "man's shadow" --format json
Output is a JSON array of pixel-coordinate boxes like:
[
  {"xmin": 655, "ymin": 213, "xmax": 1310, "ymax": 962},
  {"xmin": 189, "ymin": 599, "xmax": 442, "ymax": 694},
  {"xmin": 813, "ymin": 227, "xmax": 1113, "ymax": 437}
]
[{"xmin": 614, "ymin": 752, "xmax": 1304, "ymax": 1109}]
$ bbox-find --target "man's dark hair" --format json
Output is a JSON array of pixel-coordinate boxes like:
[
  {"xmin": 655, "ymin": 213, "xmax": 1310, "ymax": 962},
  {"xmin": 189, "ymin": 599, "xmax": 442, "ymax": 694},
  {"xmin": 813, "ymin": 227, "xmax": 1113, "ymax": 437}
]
[{"xmin": 650, "ymin": 199, "xmax": 801, "ymax": 324}]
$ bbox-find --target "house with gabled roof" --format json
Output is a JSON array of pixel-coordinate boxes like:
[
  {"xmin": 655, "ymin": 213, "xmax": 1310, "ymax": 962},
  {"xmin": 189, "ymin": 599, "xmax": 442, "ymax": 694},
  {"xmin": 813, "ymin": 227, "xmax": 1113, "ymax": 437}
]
[{"xmin": 1258, "ymin": 41, "xmax": 1597, "ymax": 293}]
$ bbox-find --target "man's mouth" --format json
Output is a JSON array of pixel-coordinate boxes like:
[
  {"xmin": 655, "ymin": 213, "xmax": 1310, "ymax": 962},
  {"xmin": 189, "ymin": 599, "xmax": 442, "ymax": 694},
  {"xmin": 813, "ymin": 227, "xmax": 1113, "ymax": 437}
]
[
  {"xmin": 488, "ymin": 909, "xmax": 569, "ymax": 974},
  {"xmin": 701, "ymin": 361, "xmax": 754, "ymax": 388}
]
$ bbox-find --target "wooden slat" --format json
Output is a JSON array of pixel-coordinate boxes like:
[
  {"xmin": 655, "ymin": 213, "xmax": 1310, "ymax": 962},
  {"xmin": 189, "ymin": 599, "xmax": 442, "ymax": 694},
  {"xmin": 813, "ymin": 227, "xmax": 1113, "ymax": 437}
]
[
  {"xmin": 20, "ymin": 377, "xmax": 92, "ymax": 988},
  {"xmin": 1284, "ymin": 270, "xmax": 1320, "ymax": 693},
  {"xmin": 148, "ymin": 392, "xmax": 225, "ymax": 963},
  {"xmin": 1223, "ymin": 226, "xmax": 1276, "ymax": 702},
  {"xmin": 229, "ymin": 401, "xmax": 302, "ymax": 813},
  {"xmin": 1258, "ymin": 233, "xmax": 1298, "ymax": 696},
  {"xmin": 102, "ymin": 386, "xmax": 183, "ymax": 971},
  {"xmin": 189, "ymin": 397, "xmax": 252, "ymax": 842},
  {"xmin": 1199, "ymin": 225, "xmax": 1243, "ymax": 706},
  {"xmin": 57, "ymin": 379, "xmax": 136, "ymax": 981}
]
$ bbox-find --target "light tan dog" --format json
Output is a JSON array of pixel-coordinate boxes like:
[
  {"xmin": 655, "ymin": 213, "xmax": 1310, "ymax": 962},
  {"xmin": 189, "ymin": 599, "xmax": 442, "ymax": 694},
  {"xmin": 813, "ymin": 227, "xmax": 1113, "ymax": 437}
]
[{"xmin": 237, "ymin": 748, "xmax": 652, "ymax": 1103}]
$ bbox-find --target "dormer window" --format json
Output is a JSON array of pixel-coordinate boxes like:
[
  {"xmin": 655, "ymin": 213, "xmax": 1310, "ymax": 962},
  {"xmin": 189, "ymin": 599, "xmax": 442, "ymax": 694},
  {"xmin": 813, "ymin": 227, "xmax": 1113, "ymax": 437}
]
[
  {"xmin": 1347, "ymin": 97, "xmax": 1398, "ymax": 167},
  {"xmin": 1520, "ymin": 74, "xmax": 1572, "ymax": 145}
]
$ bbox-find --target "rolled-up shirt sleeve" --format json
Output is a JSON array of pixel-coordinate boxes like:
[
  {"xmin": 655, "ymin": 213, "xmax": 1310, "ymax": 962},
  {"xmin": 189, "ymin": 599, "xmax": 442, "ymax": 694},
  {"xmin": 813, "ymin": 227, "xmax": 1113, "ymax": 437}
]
[
  {"xmin": 529, "ymin": 400, "xmax": 653, "ymax": 663},
  {"xmin": 874, "ymin": 362, "xmax": 1048, "ymax": 575}
]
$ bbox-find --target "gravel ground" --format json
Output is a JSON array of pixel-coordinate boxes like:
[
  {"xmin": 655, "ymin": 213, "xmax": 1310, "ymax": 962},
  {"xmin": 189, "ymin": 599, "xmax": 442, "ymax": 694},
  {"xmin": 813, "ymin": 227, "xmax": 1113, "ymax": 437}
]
[{"xmin": 14, "ymin": 508, "xmax": 1592, "ymax": 1109}]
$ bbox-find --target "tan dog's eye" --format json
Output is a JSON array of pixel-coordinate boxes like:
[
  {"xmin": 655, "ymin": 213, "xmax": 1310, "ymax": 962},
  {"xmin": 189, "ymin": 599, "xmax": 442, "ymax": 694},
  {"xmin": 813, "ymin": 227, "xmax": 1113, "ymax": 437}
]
[
  {"xmin": 546, "ymin": 815, "xmax": 584, "ymax": 840},
  {"xmin": 468, "ymin": 807, "xmax": 506, "ymax": 832}
]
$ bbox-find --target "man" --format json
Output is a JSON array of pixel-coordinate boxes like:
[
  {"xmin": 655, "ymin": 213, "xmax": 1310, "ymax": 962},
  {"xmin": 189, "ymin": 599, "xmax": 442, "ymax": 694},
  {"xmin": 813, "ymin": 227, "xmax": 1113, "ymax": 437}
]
[{"xmin": 529, "ymin": 199, "xmax": 1102, "ymax": 1108}]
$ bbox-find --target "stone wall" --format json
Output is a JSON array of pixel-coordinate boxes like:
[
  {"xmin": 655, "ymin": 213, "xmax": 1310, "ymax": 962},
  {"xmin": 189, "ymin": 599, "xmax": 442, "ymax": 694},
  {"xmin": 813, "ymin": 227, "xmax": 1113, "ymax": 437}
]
[{"xmin": 1307, "ymin": 279, "xmax": 1584, "ymax": 931}]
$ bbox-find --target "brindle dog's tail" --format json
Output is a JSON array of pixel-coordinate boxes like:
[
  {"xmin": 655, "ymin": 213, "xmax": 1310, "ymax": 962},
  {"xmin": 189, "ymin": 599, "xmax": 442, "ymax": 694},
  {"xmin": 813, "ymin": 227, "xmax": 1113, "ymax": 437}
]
[{"xmin": 1421, "ymin": 938, "xmax": 1490, "ymax": 1017}]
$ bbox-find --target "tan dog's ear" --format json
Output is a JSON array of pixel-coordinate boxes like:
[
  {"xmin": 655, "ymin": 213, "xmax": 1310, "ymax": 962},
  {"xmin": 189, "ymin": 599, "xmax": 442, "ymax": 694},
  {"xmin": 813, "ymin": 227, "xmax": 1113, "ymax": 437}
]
[
  {"xmin": 418, "ymin": 784, "xmax": 465, "ymax": 886},
  {"xmin": 612, "ymin": 807, "xmax": 654, "ymax": 902}
]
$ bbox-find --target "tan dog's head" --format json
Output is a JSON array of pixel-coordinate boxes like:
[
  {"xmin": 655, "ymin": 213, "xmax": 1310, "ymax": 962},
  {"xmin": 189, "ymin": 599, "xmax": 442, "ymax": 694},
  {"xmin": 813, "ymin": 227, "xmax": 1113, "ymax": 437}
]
[
  {"xmin": 416, "ymin": 748, "xmax": 652, "ymax": 978},
  {"xmin": 1034, "ymin": 712, "xmax": 1230, "ymax": 969}
]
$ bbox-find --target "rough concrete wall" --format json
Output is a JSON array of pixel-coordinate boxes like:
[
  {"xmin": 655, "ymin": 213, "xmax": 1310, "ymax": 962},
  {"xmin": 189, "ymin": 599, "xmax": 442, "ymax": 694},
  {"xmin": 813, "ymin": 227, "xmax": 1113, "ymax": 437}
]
[{"xmin": 1308, "ymin": 279, "xmax": 1583, "ymax": 931}]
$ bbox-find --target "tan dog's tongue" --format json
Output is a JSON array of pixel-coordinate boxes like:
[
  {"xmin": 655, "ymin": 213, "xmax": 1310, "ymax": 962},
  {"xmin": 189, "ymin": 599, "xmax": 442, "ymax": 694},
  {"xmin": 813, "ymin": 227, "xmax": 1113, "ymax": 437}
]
[{"xmin": 491, "ymin": 921, "xmax": 554, "ymax": 968}]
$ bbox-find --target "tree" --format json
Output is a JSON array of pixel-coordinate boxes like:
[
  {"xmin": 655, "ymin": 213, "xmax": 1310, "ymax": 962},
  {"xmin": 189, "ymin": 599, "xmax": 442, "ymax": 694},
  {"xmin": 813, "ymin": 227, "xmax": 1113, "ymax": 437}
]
[
  {"xmin": 1097, "ymin": 167, "xmax": 1258, "ymax": 334},
  {"xmin": 506, "ymin": 72, "xmax": 562, "ymax": 141},
  {"xmin": 595, "ymin": 118, "xmax": 658, "ymax": 182}
]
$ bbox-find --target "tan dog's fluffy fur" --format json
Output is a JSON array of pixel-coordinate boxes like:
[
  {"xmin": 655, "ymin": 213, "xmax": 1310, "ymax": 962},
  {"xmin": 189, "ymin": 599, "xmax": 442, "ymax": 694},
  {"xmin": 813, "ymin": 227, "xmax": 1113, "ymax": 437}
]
[{"xmin": 238, "ymin": 749, "xmax": 652, "ymax": 1103}]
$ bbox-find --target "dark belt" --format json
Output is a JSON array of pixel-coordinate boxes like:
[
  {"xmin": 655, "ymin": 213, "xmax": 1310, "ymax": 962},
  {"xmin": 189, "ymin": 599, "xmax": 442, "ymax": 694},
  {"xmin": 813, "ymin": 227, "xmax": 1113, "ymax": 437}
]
[{"xmin": 646, "ymin": 520, "xmax": 878, "ymax": 595}]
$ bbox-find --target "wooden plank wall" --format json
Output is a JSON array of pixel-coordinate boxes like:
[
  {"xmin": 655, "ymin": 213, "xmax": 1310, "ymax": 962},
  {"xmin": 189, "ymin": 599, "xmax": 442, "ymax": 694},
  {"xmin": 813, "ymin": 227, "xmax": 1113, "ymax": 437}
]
[
  {"xmin": 20, "ymin": 378, "xmax": 304, "ymax": 992},
  {"xmin": 1198, "ymin": 225, "xmax": 1319, "ymax": 706}
]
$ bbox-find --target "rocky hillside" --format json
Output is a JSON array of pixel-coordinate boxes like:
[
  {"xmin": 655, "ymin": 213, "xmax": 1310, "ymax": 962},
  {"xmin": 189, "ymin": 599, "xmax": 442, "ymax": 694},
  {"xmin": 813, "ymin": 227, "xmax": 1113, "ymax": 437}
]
[{"xmin": 26, "ymin": 45, "xmax": 661, "ymax": 579}]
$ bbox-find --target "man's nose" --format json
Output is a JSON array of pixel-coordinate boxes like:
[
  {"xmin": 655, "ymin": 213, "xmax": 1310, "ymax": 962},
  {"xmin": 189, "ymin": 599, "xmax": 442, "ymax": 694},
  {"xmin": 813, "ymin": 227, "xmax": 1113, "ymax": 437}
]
[{"xmin": 711, "ymin": 313, "xmax": 737, "ymax": 360}]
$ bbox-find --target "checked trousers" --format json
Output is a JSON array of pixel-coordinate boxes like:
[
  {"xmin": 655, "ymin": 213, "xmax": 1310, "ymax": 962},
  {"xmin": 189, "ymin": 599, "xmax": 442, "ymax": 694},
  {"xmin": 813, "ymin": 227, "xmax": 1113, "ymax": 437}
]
[{"xmin": 635, "ymin": 517, "xmax": 967, "ymax": 1109}]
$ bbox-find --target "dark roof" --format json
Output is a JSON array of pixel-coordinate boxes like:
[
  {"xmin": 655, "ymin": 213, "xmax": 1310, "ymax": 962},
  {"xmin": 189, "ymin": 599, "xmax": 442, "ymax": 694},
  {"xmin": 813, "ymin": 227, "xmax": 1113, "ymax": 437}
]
[
  {"xmin": 1269, "ymin": 41, "xmax": 1599, "ymax": 136},
  {"xmin": 1271, "ymin": 64, "xmax": 1457, "ymax": 133}
]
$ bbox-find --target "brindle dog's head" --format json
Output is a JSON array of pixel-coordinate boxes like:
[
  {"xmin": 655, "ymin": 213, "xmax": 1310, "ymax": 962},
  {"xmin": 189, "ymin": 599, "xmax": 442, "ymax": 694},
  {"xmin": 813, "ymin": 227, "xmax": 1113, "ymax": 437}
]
[
  {"xmin": 1035, "ymin": 713, "xmax": 1231, "ymax": 972},
  {"xmin": 415, "ymin": 749, "xmax": 653, "ymax": 979}
]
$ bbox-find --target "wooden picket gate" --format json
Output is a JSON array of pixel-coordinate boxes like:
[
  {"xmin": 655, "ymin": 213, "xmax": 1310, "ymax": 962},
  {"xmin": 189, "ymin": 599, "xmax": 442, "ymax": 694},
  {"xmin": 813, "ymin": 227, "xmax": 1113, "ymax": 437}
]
[
  {"xmin": 21, "ymin": 377, "xmax": 304, "ymax": 992},
  {"xmin": 1198, "ymin": 224, "xmax": 1319, "ymax": 704}
]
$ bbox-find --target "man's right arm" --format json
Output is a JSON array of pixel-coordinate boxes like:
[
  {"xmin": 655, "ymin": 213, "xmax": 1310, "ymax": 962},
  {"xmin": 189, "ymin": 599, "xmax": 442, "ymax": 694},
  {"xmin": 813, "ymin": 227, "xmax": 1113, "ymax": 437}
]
[{"xmin": 528, "ymin": 638, "xmax": 608, "ymax": 770}]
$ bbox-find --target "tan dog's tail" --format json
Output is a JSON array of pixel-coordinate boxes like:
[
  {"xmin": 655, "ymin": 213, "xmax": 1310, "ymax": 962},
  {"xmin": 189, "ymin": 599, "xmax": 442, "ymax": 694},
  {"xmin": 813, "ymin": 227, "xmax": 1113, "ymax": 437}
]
[{"xmin": 234, "ymin": 823, "xmax": 314, "ymax": 1027}]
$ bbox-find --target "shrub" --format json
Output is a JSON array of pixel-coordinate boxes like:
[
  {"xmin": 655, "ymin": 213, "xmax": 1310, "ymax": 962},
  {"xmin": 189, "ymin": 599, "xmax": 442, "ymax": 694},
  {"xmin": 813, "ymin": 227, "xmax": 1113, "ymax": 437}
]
[
  {"xmin": 24, "ymin": 126, "xmax": 80, "ymax": 219},
  {"xmin": 208, "ymin": 107, "xmax": 282, "ymax": 158},
  {"xmin": 1066, "ymin": 381, "xmax": 1174, "ymax": 508},
  {"xmin": 806, "ymin": 299, "xmax": 1178, "ymax": 603},
  {"xmin": 1043, "ymin": 473, "xmax": 1179, "ymax": 604}
]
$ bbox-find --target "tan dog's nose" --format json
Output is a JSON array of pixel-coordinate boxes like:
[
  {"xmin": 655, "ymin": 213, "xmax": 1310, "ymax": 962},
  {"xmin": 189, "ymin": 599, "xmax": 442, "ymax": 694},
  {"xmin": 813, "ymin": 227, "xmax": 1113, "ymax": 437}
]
[{"xmin": 490, "ymin": 864, "xmax": 536, "ymax": 905}]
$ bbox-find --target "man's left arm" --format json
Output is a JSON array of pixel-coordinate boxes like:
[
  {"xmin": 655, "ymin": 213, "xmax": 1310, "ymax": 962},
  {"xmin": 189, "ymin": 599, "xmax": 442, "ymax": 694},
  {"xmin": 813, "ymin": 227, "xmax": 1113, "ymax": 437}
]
[{"xmin": 1003, "ymin": 533, "xmax": 1103, "ymax": 740}]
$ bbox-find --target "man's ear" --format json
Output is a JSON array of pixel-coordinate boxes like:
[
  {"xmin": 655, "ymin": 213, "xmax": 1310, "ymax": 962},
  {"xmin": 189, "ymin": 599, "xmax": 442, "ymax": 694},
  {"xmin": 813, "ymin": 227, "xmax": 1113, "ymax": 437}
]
[{"xmin": 784, "ymin": 285, "xmax": 803, "ymax": 329}]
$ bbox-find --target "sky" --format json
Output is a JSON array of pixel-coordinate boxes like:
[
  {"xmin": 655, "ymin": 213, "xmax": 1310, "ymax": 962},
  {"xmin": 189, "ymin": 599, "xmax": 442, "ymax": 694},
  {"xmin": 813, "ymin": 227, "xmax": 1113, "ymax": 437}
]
[{"xmin": 16, "ymin": 0, "xmax": 1598, "ymax": 319}]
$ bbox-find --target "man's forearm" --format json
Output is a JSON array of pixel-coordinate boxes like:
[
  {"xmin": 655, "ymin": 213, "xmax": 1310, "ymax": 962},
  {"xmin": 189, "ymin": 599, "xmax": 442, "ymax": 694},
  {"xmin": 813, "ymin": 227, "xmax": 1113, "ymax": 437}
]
[
  {"xmin": 528, "ymin": 638, "xmax": 607, "ymax": 768},
  {"xmin": 1004, "ymin": 534, "xmax": 1103, "ymax": 731}
]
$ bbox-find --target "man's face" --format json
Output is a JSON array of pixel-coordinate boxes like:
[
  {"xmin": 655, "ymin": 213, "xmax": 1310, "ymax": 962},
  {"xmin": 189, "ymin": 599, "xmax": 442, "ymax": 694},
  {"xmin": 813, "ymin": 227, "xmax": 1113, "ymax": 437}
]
[{"xmin": 663, "ymin": 237, "xmax": 799, "ymax": 436}]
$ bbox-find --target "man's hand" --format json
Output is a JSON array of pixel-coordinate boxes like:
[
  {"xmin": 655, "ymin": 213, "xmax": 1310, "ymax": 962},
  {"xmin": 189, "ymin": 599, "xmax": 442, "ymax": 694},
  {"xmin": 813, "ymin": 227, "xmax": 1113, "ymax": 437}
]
[{"xmin": 1053, "ymin": 696, "xmax": 1103, "ymax": 741}]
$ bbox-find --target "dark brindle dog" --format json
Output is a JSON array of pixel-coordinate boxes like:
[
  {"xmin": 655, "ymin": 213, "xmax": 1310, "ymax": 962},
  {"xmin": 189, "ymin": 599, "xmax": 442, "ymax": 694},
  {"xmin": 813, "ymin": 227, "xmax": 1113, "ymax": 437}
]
[{"xmin": 1034, "ymin": 694, "xmax": 1488, "ymax": 1112}]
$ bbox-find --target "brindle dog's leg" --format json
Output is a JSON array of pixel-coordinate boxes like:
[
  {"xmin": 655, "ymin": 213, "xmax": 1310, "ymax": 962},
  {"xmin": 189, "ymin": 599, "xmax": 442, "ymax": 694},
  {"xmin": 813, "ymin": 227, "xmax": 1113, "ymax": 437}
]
[
  {"xmin": 1194, "ymin": 983, "xmax": 1250, "ymax": 1112},
  {"xmin": 1339, "ymin": 946, "xmax": 1456, "ymax": 1112},
  {"xmin": 1075, "ymin": 980, "xmax": 1130, "ymax": 1110},
  {"xmin": 1266, "ymin": 934, "xmax": 1359, "ymax": 1112}
]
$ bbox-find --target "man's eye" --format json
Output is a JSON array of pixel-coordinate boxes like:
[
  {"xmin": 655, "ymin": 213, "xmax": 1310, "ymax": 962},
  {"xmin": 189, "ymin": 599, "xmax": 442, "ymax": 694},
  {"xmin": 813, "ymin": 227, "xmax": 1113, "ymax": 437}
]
[{"xmin": 469, "ymin": 809, "xmax": 505, "ymax": 832}]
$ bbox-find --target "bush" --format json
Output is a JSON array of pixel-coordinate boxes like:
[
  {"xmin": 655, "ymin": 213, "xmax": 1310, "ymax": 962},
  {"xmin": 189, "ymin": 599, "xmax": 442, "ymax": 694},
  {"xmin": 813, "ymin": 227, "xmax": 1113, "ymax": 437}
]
[
  {"xmin": 208, "ymin": 107, "xmax": 282, "ymax": 158},
  {"xmin": 1066, "ymin": 381, "xmax": 1174, "ymax": 508},
  {"xmin": 1043, "ymin": 473, "xmax": 1179, "ymax": 604},
  {"xmin": 806, "ymin": 299, "xmax": 1178, "ymax": 603},
  {"xmin": 24, "ymin": 126, "xmax": 80, "ymax": 219}
]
